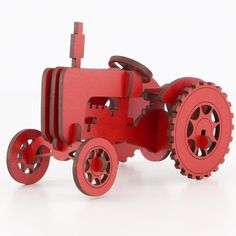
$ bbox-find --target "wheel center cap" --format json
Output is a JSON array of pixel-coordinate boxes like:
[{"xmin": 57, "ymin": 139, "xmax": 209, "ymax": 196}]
[
  {"xmin": 195, "ymin": 118, "xmax": 212, "ymax": 149},
  {"xmin": 195, "ymin": 118, "xmax": 212, "ymax": 137},
  {"xmin": 91, "ymin": 158, "xmax": 103, "ymax": 173}
]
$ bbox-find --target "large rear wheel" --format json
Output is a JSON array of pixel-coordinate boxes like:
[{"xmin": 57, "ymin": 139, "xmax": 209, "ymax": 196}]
[{"xmin": 168, "ymin": 81, "xmax": 233, "ymax": 179}]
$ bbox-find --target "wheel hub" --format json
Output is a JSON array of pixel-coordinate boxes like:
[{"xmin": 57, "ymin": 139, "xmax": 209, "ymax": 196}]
[
  {"xmin": 84, "ymin": 148, "xmax": 111, "ymax": 187},
  {"xmin": 195, "ymin": 118, "xmax": 212, "ymax": 137},
  {"xmin": 187, "ymin": 103, "xmax": 221, "ymax": 159},
  {"xmin": 91, "ymin": 157, "xmax": 104, "ymax": 174},
  {"xmin": 195, "ymin": 118, "xmax": 212, "ymax": 149}
]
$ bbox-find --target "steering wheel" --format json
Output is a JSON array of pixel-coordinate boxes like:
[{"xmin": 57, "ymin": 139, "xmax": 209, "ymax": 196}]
[{"xmin": 108, "ymin": 55, "xmax": 153, "ymax": 83}]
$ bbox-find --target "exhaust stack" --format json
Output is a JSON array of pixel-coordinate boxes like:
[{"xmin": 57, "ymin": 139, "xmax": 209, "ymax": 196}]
[{"xmin": 70, "ymin": 22, "xmax": 85, "ymax": 68}]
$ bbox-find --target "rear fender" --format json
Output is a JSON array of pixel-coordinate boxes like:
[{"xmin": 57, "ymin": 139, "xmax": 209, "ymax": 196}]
[{"xmin": 159, "ymin": 77, "xmax": 203, "ymax": 108}]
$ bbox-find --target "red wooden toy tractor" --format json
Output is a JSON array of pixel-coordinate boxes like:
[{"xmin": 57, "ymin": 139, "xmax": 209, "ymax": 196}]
[{"xmin": 7, "ymin": 23, "xmax": 234, "ymax": 196}]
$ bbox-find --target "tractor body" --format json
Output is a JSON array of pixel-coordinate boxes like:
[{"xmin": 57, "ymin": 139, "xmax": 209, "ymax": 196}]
[{"xmin": 7, "ymin": 23, "xmax": 233, "ymax": 196}]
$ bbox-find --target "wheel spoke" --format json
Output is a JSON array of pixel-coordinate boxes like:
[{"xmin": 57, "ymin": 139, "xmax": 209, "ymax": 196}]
[
  {"xmin": 18, "ymin": 162, "xmax": 25, "ymax": 171},
  {"xmin": 201, "ymin": 105, "xmax": 212, "ymax": 116},
  {"xmin": 213, "ymin": 123, "xmax": 220, "ymax": 141},
  {"xmin": 191, "ymin": 107, "xmax": 201, "ymax": 120},
  {"xmin": 88, "ymin": 150, "xmax": 95, "ymax": 159},
  {"xmin": 86, "ymin": 172, "xmax": 93, "ymax": 183},
  {"xmin": 190, "ymin": 118, "xmax": 199, "ymax": 126},
  {"xmin": 105, "ymin": 162, "xmax": 111, "ymax": 174},
  {"xmin": 187, "ymin": 131, "xmax": 196, "ymax": 140},
  {"xmin": 95, "ymin": 178, "xmax": 101, "ymax": 185},
  {"xmin": 17, "ymin": 153, "xmax": 23, "ymax": 161},
  {"xmin": 28, "ymin": 168, "xmax": 33, "ymax": 174},
  {"xmin": 21, "ymin": 142, "xmax": 29, "ymax": 150},
  {"xmin": 102, "ymin": 168, "xmax": 109, "ymax": 175},
  {"xmin": 95, "ymin": 148, "xmax": 104, "ymax": 157},
  {"xmin": 188, "ymin": 139, "xmax": 196, "ymax": 153},
  {"xmin": 212, "ymin": 121, "xmax": 220, "ymax": 129},
  {"xmin": 103, "ymin": 151, "xmax": 110, "ymax": 162},
  {"xmin": 207, "ymin": 142, "xmax": 217, "ymax": 154},
  {"xmin": 85, "ymin": 160, "xmax": 90, "ymax": 172},
  {"xmin": 101, "ymin": 174, "xmax": 109, "ymax": 183},
  {"xmin": 211, "ymin": 135, "xmax": 218, "ymax": 143},
  {"xmin": 200, "ymin": 148, "xmax": 207, "ymax": 157},
  {"xmin": 187, "ymin": 121, "xmax": 194, "ymax": 138},
  {"xmin": 33, "ymin": 162, "xmax": 41, "ymax": 171},
  {"xmin": 203, "ymin": 109, "xmax": 214, "ymax": 122}
]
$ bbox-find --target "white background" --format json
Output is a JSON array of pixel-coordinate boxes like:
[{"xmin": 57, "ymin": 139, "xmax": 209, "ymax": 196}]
[{"xmin": 0, "ymin": 0, "xmax": 235, "ymax": 235}]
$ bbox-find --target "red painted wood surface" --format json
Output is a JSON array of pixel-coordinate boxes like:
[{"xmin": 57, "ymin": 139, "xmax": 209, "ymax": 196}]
[{"xmin": 7, "ymin": 22, "xmax": 234, "ymax": 196}]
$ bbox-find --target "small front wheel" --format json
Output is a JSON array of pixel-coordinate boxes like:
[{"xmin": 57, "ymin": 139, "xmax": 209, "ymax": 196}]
[
  {"xmin": 73, "ymin": 138, "xmax": 118, "ymax": 196},
  {"xmin": 7, "ymin": 129, "xmax": 51, "ymax": 185}
]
